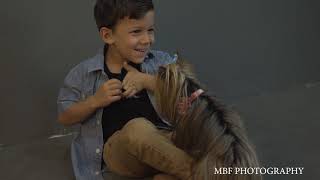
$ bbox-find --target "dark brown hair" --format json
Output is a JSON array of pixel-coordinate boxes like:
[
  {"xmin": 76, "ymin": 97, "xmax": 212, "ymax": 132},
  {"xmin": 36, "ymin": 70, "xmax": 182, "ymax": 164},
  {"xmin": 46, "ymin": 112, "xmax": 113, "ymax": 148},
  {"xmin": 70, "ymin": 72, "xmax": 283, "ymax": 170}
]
[{"xmin": 94, "ymin": 0, "xmax": 154, "ymax": 30}]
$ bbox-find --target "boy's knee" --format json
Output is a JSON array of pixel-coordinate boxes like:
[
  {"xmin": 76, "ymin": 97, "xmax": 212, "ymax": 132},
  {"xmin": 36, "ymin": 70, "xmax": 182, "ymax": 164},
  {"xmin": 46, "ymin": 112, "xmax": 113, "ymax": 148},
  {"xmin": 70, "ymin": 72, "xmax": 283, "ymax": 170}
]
[
  {"xmin": 121, "ymin": 118, "xmax": 157, "ymax": 144},
  {"xmin": 122, "ymin": 118, "xmax": 155, "ymax": 133}
]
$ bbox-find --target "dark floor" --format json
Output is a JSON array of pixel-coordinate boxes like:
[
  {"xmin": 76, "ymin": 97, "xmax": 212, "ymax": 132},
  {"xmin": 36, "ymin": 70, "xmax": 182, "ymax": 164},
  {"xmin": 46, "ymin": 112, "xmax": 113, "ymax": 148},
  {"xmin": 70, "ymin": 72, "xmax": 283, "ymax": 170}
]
[{"xmin": 0, "ymin": 82, "xmax": 319, "ymax": 180}]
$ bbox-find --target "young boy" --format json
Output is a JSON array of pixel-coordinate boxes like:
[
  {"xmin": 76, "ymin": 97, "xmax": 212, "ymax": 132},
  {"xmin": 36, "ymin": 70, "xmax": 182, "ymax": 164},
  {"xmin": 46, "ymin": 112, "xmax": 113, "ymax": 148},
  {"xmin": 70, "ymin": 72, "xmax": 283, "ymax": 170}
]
[{"xmin": 57, "ymin": 0, "xmax": 193, "ymax": 180}]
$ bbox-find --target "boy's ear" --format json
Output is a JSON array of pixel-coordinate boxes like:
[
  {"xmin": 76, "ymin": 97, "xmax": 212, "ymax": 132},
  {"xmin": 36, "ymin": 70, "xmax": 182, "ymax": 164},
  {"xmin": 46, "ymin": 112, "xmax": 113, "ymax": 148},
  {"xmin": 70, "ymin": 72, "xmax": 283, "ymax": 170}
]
[{"xmin": 99, "ymin": 27, "xmax": 115, "ymax": 44}]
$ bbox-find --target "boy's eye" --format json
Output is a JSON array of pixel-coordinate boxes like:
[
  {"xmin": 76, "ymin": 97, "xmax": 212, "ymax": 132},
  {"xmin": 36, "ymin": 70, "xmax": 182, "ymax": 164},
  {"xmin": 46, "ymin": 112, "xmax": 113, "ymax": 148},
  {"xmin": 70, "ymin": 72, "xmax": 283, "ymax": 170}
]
[
  {"xmin": 131, "ymin": 30, "xmax": 142, "ymax": 34},
  {"xmin": 148, "ymin": 28, "xmax": 155, "ymax": 32}
]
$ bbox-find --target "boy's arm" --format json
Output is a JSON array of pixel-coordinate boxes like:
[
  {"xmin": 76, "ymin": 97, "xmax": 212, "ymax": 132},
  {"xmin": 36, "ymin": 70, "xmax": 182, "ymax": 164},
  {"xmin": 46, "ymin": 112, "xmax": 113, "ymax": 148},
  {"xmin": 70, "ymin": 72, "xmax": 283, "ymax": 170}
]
[
  {"xmin": 142, "ymin": 74, "xmax": 156, "ymax": 92},
  {"xmin": 122, "ymin": 62, "xmax": 157, "ymax": 97},
  {"xmin": 122, "ymin": 51, "xmax": 177, "ymax": 97},
  {"xmin": 58, "ymin": 96, "xmax": 99, "ymax": 126},
  {"xmin": 58, "ymin": 70, "xmax": 122, "ymax": 126}
]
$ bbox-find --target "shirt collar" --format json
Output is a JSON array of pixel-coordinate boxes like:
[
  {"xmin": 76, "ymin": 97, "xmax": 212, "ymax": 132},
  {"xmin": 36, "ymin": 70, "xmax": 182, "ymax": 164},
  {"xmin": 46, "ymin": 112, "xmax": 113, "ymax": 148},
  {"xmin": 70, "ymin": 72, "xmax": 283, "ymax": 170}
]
[{"xmin": 87, "ymin": 46, "xmax": 154, "ymax": 73}]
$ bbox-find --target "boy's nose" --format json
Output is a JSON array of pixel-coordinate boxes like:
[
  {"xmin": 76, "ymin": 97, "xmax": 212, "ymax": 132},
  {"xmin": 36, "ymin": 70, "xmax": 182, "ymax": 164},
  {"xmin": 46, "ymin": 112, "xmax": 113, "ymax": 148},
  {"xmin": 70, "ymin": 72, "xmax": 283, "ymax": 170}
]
[{"xmin": 140, "ymin": 33, "xmax": 154, "ymax": 45}]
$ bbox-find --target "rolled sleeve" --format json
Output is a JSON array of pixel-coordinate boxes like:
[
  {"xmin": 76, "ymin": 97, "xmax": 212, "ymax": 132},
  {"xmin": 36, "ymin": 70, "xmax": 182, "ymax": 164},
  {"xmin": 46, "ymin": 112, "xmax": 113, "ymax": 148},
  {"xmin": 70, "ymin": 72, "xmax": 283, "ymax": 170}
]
[
  {"xmin": 147, "ymin": 50, "xmax": 177, "ymax": 75},
  {"xmin": 163, "ymin": 52, "xmax": 178, "ymax": 65},
  {"xmin": 57, "ymin": 67, "xmax": 83, "ymax": 115}
]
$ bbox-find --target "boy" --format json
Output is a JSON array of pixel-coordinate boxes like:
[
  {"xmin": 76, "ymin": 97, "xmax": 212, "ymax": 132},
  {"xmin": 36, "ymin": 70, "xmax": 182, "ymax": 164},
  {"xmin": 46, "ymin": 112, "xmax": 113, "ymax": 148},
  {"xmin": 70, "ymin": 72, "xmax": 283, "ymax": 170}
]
[{"xmin": 57, "ymin": 0, "xmax": 193, "ymax": 180}]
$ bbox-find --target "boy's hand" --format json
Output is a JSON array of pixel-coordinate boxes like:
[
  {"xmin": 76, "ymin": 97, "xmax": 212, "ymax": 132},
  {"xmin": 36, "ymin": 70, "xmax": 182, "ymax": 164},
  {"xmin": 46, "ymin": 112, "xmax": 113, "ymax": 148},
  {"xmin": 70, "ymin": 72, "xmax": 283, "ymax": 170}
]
[
  {"xmin": 122, "ymin": 62, "xmax": 146, "ymax": 98},
  {"xmin": 91, "ymin": 79, "xmax": 122, "ymax": 108}
]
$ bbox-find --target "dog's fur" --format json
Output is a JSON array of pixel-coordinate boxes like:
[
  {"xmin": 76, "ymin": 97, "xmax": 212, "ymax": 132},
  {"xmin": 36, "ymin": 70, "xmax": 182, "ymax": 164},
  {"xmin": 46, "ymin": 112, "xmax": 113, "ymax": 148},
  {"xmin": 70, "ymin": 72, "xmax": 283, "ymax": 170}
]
[{"xmin": 154, "ymin": 58, "xmax": 262, "ymax": 180}]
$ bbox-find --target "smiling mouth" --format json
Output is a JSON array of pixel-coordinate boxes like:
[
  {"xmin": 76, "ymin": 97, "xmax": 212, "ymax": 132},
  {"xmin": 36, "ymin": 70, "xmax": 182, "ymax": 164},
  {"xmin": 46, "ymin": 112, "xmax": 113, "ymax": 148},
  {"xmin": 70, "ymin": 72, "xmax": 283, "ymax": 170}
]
[
  {"xmin": 135, "ymin": 49, "xmax": 148, "ymax": 52},
  {"xmin": 134, "ymin": 49, "xmax": 149, "ymax": 57}
]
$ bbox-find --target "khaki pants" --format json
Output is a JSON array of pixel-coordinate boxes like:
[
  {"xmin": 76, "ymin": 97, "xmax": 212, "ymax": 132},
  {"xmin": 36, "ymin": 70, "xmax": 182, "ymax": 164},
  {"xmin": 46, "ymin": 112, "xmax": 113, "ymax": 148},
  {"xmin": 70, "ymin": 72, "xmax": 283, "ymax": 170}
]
[{"xmin": 103, "ymin": 118, "xmax": 194, "ymax": 179}]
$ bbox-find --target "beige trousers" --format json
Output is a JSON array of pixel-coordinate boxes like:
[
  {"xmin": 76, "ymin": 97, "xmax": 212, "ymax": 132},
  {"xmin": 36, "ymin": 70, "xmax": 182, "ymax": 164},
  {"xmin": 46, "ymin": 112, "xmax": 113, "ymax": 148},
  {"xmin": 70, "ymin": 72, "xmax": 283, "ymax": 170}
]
[{"xmin": 103, "ymin": 118, "xmax": 194, "ymax": 179}]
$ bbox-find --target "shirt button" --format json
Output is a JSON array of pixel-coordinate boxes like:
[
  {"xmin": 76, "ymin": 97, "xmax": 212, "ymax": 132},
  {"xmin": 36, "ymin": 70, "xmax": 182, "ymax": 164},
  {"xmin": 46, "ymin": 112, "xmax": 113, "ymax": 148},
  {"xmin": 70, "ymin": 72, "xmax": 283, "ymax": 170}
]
[
  {"xmin": 96, "ymin": 148, "xmax": 101, "ymax": 154},
  {"xmin": 95, "ymin": 171, "xmax": 100, "ymax": 175}
]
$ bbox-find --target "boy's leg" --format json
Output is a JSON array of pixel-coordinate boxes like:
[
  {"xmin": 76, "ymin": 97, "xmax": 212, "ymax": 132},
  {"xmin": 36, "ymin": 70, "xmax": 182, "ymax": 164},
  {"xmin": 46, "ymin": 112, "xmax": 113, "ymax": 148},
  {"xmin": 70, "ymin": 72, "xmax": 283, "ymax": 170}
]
[
  {"xmin": 103, "ymin": 118, "xmax": 194, "ymax": 179},
  {"xmin": 103, "ymin": 127, "xmax": 158, "ymax": 178}
]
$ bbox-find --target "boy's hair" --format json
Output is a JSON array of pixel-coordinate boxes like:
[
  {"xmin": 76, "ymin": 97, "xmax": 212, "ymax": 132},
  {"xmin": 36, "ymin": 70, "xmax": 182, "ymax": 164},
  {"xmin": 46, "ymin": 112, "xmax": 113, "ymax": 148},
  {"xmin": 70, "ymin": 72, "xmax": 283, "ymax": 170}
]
[{"xmin": 94, "ymin": 0, "xmax": 154, "ymax": 30}]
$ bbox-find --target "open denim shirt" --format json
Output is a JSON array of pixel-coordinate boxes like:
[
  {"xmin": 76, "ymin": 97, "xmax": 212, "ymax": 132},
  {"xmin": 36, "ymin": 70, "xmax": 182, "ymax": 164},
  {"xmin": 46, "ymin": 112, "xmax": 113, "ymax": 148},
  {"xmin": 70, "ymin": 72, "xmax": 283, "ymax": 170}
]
[{"xmin": 57, "ymin": 47, "xmax": 177, "ymax": 180}]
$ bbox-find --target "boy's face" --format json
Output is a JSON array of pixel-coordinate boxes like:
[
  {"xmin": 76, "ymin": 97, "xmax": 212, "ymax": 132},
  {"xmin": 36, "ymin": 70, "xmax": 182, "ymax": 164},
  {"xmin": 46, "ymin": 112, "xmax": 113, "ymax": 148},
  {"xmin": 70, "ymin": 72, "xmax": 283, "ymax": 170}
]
[{"xmin": 108, "ymin": 10, "xmax": 155, "ymax": 64}]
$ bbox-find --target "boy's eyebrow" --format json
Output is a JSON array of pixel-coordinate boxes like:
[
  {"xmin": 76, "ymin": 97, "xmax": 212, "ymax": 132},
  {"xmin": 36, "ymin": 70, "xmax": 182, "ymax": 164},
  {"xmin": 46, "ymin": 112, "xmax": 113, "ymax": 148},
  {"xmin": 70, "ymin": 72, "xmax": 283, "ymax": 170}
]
[{"xmin": 130, "ymin": 24, "xmax": 155, "ymax": 29}]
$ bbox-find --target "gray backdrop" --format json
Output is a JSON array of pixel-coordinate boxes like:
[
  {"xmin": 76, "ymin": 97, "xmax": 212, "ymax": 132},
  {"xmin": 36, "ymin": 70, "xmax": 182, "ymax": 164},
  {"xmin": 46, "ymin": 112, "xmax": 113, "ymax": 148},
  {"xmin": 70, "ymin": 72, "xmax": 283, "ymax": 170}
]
[{"xmin": 0, "ymin": 0, "xmax": 319, "ymax": 179}]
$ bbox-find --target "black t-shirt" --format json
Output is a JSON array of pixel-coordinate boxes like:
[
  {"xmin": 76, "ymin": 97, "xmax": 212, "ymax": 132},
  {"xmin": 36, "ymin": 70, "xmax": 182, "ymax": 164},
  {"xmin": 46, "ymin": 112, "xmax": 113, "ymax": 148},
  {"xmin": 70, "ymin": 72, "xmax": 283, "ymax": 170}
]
[{"xmin": 102, "ymin": 61, "xmax": 169, "ymax": 143}]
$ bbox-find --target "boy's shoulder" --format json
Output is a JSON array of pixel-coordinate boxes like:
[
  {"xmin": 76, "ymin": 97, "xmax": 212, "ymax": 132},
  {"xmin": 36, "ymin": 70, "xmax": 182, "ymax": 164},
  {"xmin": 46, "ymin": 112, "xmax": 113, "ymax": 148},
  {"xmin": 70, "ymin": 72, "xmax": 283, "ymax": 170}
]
[
  {"xmin": 148, "ymin": 50, "xmax": 177, "ymax": 65},
  {"xmin": 142, "ymin": 50, "xmax": 177, "ymax": 74},
  {"xmin": 64, "ymin": 52, "xmax": 104, "ymax": 82},
  {"xmin": 69, "ymin": 52, "xmax": 104, "ymax": 73}
]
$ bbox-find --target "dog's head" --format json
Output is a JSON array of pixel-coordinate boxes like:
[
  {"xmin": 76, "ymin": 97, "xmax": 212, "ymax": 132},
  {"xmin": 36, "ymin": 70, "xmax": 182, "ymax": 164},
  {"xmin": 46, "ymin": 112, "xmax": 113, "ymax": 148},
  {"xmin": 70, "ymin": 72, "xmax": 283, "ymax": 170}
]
[{"xmin": 155, "ymin": 56, "xmax": 203, "ymax": 125}]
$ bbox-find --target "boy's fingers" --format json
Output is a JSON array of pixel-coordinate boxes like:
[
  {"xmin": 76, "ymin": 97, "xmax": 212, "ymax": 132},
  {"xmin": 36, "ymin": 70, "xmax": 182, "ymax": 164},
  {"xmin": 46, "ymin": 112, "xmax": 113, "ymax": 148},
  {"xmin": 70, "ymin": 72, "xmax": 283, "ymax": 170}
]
[
  {"xmin": 122, "ymin": 87, "xmax": 133, "ymax": 97},
  {"xmin": 122, "ymin": 78, "xmax": 128, "ymax": 89},
  {"xmin": 122, "ymin": 76, "xmax": 134, "ymax": 89},
  {"xmin": 109, "ymin": 89, "xmax": 122, "ymax": 96},
  {"xmin": 108, "ymin": 83, "xmax": 122, "ymax": 90},
  {"xmin": 123, "ymin": 84, "xmax": 130, "ymax": 91},
  {"xmin": 124, "ymin": 86, "xmax": 138, "ymax": 98},
  {"xmin": 128, "ymin": 89, "xmax": 137, "ymax": 98},
  {"xmin": 107, "ymin": 78, "xmax": 122, "ymax": 85},
  {"xmin": 109, "ymin": 95, "xmax": 121, "ymax": 102},
  {"xmin": 123, "ymin": 81, "xmax": 134, "ymax": 91},
  {"xmin": 105, "ymin": 79, "xmax": 122, "ymax": 90}
]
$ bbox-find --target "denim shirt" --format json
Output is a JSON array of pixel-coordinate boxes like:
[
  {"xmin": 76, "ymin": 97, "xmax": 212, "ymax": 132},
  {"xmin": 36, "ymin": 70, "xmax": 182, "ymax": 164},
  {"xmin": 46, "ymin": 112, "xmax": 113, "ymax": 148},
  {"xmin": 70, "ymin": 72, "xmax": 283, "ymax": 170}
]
[{"xmin": 57, "ymin": 47, "xmax": 177, "ymax": 180}]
